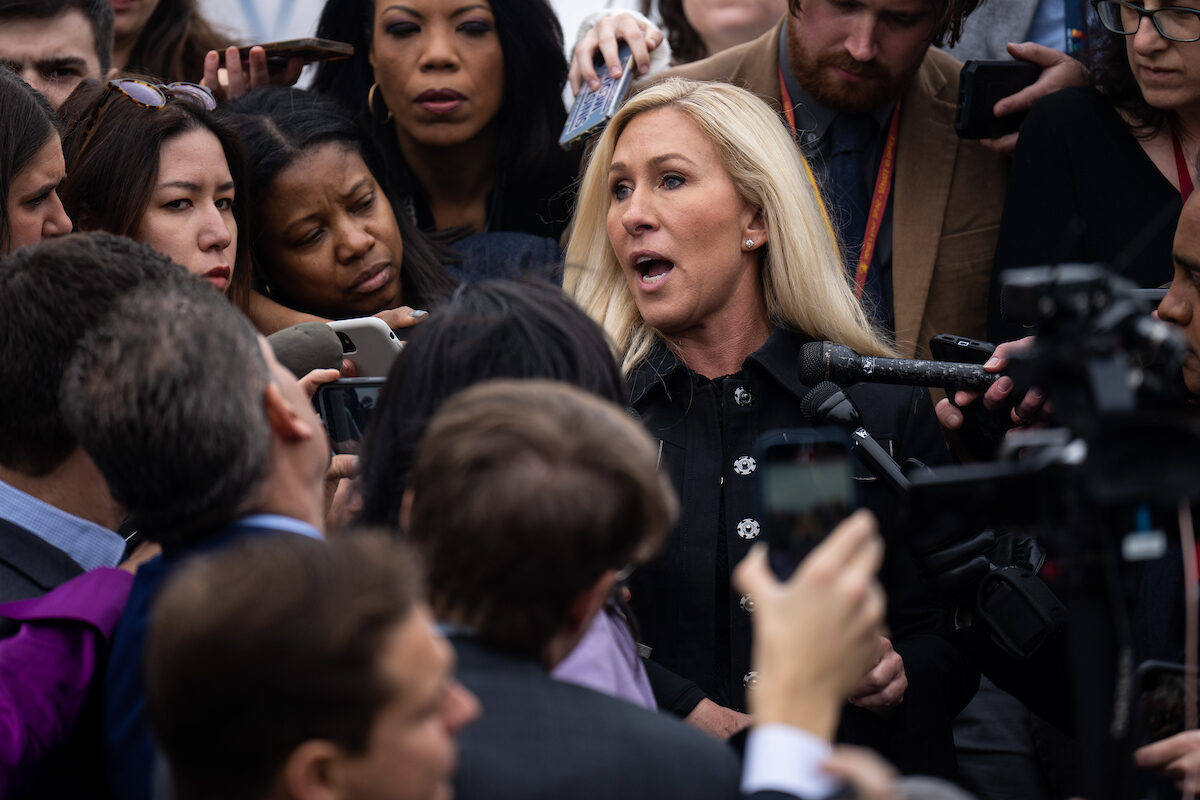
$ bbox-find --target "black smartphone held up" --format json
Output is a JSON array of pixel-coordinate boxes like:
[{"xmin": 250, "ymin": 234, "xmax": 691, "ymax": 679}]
[
  {"xmin": 955, "ymin": 60, "xmax": 1041, "ymax": 140},
  {"xmin": 314, "ymin": 377, "xmax": 386, "ymax": 455},
  {"xmin": 929, "ymin": 333, "xmax": 996, "ymax": 365},
  {"xmin": 223, "ymin": 37, "xmax": 354, "ymax": 71},
  {"xmin": 755, "ymin": 428, "xmax": 857, "ymax": 580},
  {"xmin": 1133, "ymin": 660, "xmax": 1200, "ymax": 747},
  {"xmin": 559, "ymin": 40, "xmax": 636, "ymax": 150}
]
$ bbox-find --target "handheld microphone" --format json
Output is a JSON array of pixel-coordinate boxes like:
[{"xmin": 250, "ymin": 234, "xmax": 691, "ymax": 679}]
[
  {"xmin": 799, "ymin": 341, "xmax": 999, "ymax": 390},
  {"xmin": 801, "ymin": 382, "xmax": 910, "ymax": 495},
  {"xmin": 267, "ymin": 322, "xmax": 345, "ymax": 378}
]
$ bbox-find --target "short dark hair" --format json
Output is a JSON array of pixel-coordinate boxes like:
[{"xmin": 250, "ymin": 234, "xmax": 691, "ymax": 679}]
[
  {"xmin": 221, "ymin": 86, "xmax": 457, "ymax": 315},
  {"xmin": 787, "ymin": 0, "xmax": 983, "ymax": 47},
  {"xmin": 0, "ymin": 68, "xmax": 58, "ymax": 253},
  {"xmin": 407, "ymin": 379, "xmax": 675, "ymax": 657},
  {"xmin": 146, "ymin": 532, "xmax": 423, "ymax": 800},
  {"xmin": 59, "ymin": 276, "xmax": 269, "ymax": 544},
  {"xmin": 0, "ymin": 0, "xmax": 114, "ymax": 74},
  {"xmin": 0, "ymin": 232, "xmax": 183, "ymax": 475},
  {"xmin": 357, "ymin": 278, "xmax": 626, "ymax": 527},
  {"xmin": 57, "ymin": 76, "xmax": 253, "ymax": 305},
  {"xmin": 312, "ymin": 0, "xmax": 578, "ymax": 237}
]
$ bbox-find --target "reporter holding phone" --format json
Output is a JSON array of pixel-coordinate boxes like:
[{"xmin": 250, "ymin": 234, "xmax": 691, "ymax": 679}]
[
  {"xmin": 565, "ymin": 78, "xmax": 975, "ymax": 776},
  {"xmin": 990, "ymin": 0, "xmax": 1200, "ymax": 340}
]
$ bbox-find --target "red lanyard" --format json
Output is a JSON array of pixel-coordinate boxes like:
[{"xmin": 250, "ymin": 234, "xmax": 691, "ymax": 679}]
[
  {"xmin": 779, "ymin": 67, "xmax": 901, "ymax": 300},
  {"xmin": 1172, "ymin": 124, "xmax": 1194, "ymax": 203}
]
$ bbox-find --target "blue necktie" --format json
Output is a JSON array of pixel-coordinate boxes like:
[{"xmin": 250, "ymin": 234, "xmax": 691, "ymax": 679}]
[{"xmin": 828, "ymin": 113, "xmax": 886, "ymax": 328}]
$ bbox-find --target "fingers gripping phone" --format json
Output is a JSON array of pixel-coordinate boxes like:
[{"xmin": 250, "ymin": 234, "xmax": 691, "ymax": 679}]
[
  {"xmin": 221, "ymin": 37, "xmax": 353, "ymax": 72},
  {"xmin": 559, "ymin": 41, "xmax": 636, "ymax": 150},
  {"xmin": 755, "ymin": 428, "xmax": 857, "ymax": 580}
]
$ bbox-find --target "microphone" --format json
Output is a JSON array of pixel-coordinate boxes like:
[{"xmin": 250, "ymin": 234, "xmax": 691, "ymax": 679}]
[
  {"xmin": 799, "ymin": 341, "xmax": 998, "ymax": 390},
  {"xmin": 801, "ymin": 382, "xmax": 910, "ymax": 495},
  {"xmin": 267, "ymin": 322, "xmax": 344, "ymax": 378}
]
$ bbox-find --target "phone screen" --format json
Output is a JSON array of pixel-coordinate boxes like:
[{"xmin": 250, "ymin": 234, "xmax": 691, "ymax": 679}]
[
  {"xmin": 559, "ymin": 41, "xmax": 636, "ymax": 150},
  {"xmin": 315, "ymin": 378, "xmax": 385, "ymax": 455},
  {"xmin": 760, "ymin": 433, "xmax": 855, "ymax": 579}
]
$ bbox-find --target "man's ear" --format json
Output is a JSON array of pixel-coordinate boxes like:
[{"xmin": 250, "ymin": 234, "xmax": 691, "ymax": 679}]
[
  {"xmin": 263, "ymin": 382, "xmax": 316, "ymax": 443},
  {"xmin": 279, "ymin": 740, "xmax": 344, "ymax": 800},
  {"xmin": 564, "ymin": 570, "xmax": 618, "ymax": 637},
  {"xmin": 398, "ymin": 487, "xmax": 415, "ymax": 533}
]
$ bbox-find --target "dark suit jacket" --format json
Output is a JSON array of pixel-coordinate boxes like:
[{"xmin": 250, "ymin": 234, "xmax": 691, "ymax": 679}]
[
  {"xmin": 0, "ymin": 518, "xmax": 84, "ymax": 605},
  {"xmin": 451, "ymin": 635, "xmax": 742, "ymax": 800},
  {"xmin": 662, "ymin": 18, "xmax": 1009, "ymax": 360}
]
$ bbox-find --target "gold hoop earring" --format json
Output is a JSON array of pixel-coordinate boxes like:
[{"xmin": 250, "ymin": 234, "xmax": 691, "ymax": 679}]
[{"xmin": 368, "ymin": 82, "xmax": 392, "ymax": 124}]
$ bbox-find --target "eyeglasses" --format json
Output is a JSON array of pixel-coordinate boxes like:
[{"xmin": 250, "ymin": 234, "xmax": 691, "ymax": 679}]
[
  {"xmin": 1091, "ymin": 0, "xmax": 1200, "ymax": 42},
  {"xmin": 67, "ymin": 79, "xmax": 218, "ymax": 175}
]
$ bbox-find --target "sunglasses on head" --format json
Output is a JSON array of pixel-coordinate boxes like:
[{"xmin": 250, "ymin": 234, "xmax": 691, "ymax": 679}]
[{"xmin": 68, "ymin": 79, "xmax": 218, "ymax": 175}]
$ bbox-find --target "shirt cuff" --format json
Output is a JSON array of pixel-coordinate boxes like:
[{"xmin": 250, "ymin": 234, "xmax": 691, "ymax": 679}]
[{"xmin": 740, "ymin": 724, "xmax": 842, "ymax": 799}]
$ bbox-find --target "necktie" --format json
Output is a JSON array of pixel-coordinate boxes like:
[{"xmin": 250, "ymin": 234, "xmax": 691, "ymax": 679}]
[{"xmin": 828, "ymin": 113, "xmax": 886, "ymax": 327}]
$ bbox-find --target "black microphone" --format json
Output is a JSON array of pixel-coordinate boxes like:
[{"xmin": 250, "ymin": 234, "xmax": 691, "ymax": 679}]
[
  {"xmin": 267, "ymin": 322, "xmax": 345, "ymax": 378},
  {"xmin": 801, "ymin": 382, "xmax": 910, "ymax": 495},
  {"xmin": 799, "ymin": 341, "xmax": 998, "ymax": 390}
]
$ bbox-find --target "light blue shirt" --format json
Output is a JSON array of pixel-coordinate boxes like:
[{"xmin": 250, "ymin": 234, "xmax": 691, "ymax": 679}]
[
  {"xmin": 232, "ymin": 513, "xmax": 323, "ymax": 540},
  {"xmin": 0, "ymin": 477, "xmax": 125, "ymax": 571},
  {"xmin": 1026, "ymin": 0, "xmax": 1068, "ymax": 52}
]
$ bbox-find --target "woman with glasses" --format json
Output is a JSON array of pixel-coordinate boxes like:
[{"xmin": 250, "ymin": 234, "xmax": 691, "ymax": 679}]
[
  {"xmin": 989, "ymin": 0, "xmax": 1199, "ymax": 339},
  {"xmin": 57, "ymin": 77, "xmax": 251, "ymax": 303}
]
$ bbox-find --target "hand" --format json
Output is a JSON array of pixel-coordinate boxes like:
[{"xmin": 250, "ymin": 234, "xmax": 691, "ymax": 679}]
[
  {"xmin": 935, "ymin": 336, "xmax": 1047, "ymax": 430},
  {"xmin": 733, "ymin": 510, "xmax": 885, "ymax": 740},
  {"xmin": 118, "ymin": 541, "xmax": 162, "ymax": 573},
  {"xmin": 1136, "ymin": 730, "xmax": 1200, "ymax": 794},
  {"xmin": 822, "ymin": 746, "xmax": 900, "ymax": 800},
  {"xmin": 297, "ymin": 367, "xmax": 340, "ymax": 400},
  {"xmin": 202, "ymin": 45, "xmax": 304, "ymax": 103},
  {"xmin": 847, "ymin": 636, "xmax": 907, "ymax": 712},
  {"xmin": 373, "ymin": 305, "xmax": 428, "ymax": 333},
  {"xmin": 324, "ymin": 453, "xmax": 362, "ymax": 534},
  {"xmin": 568, "ymin": 12, "xmax": 664, "ymax": 95},
  {"xmin": 981, "ymin": 42, "xmax": 1088, "ymax": 154},
  {"xmin": 683, "ymin": 698, "xmax": 752, "ymax": 740}
]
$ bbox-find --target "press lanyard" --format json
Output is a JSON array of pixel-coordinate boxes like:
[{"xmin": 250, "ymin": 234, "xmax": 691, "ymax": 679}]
[
  {"xmin": 779, "ymin": 67, "xmax": 901, "ymax": 300},
  {"xmin": 1172, "ymin": 124, "xmax": 1194, "ymax": 203}
]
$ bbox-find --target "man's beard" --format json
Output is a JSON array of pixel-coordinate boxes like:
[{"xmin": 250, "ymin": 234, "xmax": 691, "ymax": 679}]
[{"xmin": 786, "ymin": 21, "xmax": 913, "ymax": 113}]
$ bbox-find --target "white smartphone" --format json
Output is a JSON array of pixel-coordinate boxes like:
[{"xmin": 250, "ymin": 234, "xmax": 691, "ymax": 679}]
[{"xmin": 326, "ymin": 317, "xmax": 403, "ymax": 377}]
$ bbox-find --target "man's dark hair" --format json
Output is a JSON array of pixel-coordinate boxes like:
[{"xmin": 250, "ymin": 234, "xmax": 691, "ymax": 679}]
[
  {"xmin": 787, "ymin": 0, "xmax": 984, "ymax": 47},
  {"xmin": 407, "ymin": 379, "xmax": 676, "ymax": 657},
  {"xmin": 0, "ymin": 232, "xmax": 183, "ymax": 476},
  {"xmin": 0, "ymin": 0, "xmax": 114, "ymax": 74},
  {"xmin": 59, "ymin": 276, "xmax": 269, "ymax": 545},
  {"xmin": 57, "ymin": 76, "xmax": 253, "ymax": 305},
  {"xmin": 357, "ymin": 278, "xmax": 626, "ymax": 527},
  {"xmin": 146, "ymin": 532, "xmax": 423, "ymax": 800},
  {"xmin": 0, "ymin": 67, "xmax": 57, "ymax": 253}
]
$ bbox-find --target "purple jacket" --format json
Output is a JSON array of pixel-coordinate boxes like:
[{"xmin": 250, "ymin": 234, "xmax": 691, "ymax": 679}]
[{"xmin": 0, "ymin": 567, "xmax": 133, "ymax": 796}]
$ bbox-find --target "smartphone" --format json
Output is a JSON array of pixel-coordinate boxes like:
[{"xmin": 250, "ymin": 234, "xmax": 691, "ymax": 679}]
[
  {"xmin": 929, "ymin": 333, "xmax": 996, "ymax": 365},
  {"xmin": 955, "ymin": 60, "xmax": 1041, "ymax": 139},
  {"xmin": 755, "ymin": 428, "xmax": 857, "ymax": 580},
  {"xmin": 314, "ymin": 377, "xmax": 386, "ymax": 455},
  {"xmin": 1133, "ymin": 661, "xmax": 1199, "ymax": 746},
  {"xmin": 559, "ymin": 41, "xmax": 636, "ymax": 151},
  {"xmin": 326, "ymin": 317, "xmax": 404, "ymax": 377},
  {"xmin": 222, "ymin": 37, "xmax": 354, "ymax": 71}
]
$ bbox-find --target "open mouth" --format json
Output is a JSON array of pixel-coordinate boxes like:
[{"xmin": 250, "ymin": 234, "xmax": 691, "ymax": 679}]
[{"xmin": 635, "ymin": 255, "xmax": 675, "ymax": 285}]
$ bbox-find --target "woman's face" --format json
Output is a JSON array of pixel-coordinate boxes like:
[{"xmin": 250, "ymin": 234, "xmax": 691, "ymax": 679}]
[
  {"xmin": 369, "ymin": 0, "xmax": 505, "ymax": 150},
  {"xmin": 258, "ymin": 142, "xmax": 406, "ymax": 317},
  {"xmin": 133, "ymin": 128, "xmax": 237, "ymax": 292},
  {"xmin": 110, "ymin": 0, "xmax": 161, "ymax": 46},
  {"xmin": 605, "ymin": 107, "xmax": 767, "ymax": 339},
  {"xmin": 5, "ymin": 134, "xmax": 71, "ymax": 254},
  {"xmin": 1126, "ymin": 0, "xmax": 1200, "ymax": 112}
]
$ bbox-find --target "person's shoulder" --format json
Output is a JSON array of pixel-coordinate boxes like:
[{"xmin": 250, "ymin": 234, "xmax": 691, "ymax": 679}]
[{"xmin": 1028, "ymin": 84, "xmax": 1109, "ymax": 121}]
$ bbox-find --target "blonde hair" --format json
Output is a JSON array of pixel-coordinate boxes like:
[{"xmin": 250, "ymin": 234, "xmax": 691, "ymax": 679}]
[{"xmin": 564, "ymin": 77, "xmax": 895, "ymax": 376}]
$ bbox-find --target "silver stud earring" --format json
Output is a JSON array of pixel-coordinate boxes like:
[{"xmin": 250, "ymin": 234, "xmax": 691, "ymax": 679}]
[{"xmin": 744, "ymin": 239, "xmax": 755, "ymax": 249}]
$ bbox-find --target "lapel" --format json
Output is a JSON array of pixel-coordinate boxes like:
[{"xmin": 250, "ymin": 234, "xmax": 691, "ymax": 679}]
[{"xmin": 892, "ymin": 51, "xmax": 959, "ymax": 358}]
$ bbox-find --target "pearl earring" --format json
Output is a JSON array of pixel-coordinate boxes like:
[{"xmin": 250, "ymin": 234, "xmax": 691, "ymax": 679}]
[{"xmin": 744, "ymin": 239, "xmax": 755, "ymax": 249}]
